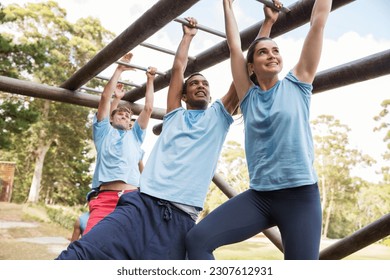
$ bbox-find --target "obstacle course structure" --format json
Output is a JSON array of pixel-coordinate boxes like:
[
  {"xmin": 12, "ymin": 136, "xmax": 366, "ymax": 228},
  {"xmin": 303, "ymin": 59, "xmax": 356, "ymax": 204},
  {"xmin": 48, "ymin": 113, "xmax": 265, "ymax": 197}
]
[{"xmin": 0, "ymin": 0, "xmax": 389, "ymax": 259}]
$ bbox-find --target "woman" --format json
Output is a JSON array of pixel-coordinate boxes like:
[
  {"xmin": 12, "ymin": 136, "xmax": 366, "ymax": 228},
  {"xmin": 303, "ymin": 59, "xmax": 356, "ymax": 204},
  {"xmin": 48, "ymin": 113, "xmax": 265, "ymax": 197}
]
[{"xmin": 186, "ymin": 0, "xmax": 332, "ymax": 260}]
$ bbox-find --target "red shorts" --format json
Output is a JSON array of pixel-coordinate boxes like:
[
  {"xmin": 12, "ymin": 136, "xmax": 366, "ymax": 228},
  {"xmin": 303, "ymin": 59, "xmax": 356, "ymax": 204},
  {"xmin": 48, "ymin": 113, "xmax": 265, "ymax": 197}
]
[{"xmin": 84, "ymin": 189, "xmax": 136, "ymax": 235}]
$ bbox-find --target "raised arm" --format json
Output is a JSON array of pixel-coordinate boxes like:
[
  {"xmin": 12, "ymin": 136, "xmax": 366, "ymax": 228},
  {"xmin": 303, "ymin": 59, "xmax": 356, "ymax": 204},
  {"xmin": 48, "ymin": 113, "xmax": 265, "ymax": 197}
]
[
  {"xmin": 293, "ymin": 0, "xmax": 332, "ymax": 84},
  {"xmin": 137, "ymin": 67, "xmax": 157, "ymax": 129},
  {"xmin": 98, "ymin": 52, "xmax": 134, "ymax": 121},
  {"xmin": 223, "ymin": 0, "xmax": 279, "ymax": 101},
  {"xmin": 255, "ymin": 1, "xmax": 282, "ymax": 40},
  {"xmin": 166, "ymin": 17, "xmax": 197, "ymax": 113},
  {"xmin": 220, "ymin": 82, "xmax": 239, "ymax": 115},
  {"xmin": 110, "ymin": 83, "xmax": 126, "ymax": 115}
]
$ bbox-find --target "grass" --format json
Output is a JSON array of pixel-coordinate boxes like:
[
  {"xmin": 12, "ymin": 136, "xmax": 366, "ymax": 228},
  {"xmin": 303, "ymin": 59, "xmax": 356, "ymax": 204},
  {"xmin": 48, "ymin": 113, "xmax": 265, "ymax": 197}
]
[
  {"xmin": 0, "ymin": 202, "xmax": 72, "ymax": 260},
  {"xmin": 215, "ymin": 240, "xmax": 284, "ymax": 260},
  {"xmin": 1, "ymin": 202, "xmax": 389, "ymax": 260}
]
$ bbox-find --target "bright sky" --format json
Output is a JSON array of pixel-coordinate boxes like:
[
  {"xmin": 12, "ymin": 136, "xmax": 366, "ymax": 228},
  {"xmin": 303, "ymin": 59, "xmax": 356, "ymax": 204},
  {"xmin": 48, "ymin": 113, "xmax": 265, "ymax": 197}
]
[{"xmin": 3, "ymin": 0, "xmax": 390, "ymax": 182}]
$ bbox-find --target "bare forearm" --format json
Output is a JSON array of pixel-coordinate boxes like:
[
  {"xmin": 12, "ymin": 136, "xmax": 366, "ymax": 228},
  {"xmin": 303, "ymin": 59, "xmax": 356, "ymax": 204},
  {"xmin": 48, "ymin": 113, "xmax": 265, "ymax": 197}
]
[
  {"xmin": 223, "ymin": 0, "xmax": 241, "ymax": 53},
  {"xmin": 311, "ymin": 0, "xmax": 332, "ymax": 29},
  {"xmin": 172, "ymin": 34, "xmax": 194, "ymax": 73},
  {"xmin": 256, "ymin": 19, "xmax": 274, "ymax": 39},
  {"xmin": 143, "ymin": 79, "xmax": 154, "ymax": 113},
  {"xmin": 102, "ymin": 68, "xmax": 123, "ymax": 99},
  {"xmin": 110, "ymin": 97, "xmax": 121, "ymax": 114}
]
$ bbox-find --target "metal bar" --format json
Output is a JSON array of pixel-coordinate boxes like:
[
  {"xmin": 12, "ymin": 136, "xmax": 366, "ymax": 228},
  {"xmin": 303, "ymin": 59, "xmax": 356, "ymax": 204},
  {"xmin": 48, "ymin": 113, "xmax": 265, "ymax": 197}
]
[
  {"xmin": 313, "ymin": 49, "xmax": 390, "ymax": 94},
  {"xmin": 140, "ymin": 42, "xmax": 196, "ymax": 61},
  {"xmin": 126, "ymin": 0, "xmax": 356, "ymax": 102},
  {"xmin": 95, "ymin": 74, "xmax": 142, "ymax": 88},
  {"xmin": 319, "ymin": 213, "xmax": 390, "ymax": 260},
  {"xmin": 174, "ymin": 17, "xmax": 226, "ymax": 38},
  {"xmin": 0, "ymin": 76, "xmax": 166, "ymax": 119},
  {"xmin": 80, "ymin": 86, "xmax": 102, "ymax": 94},
  {"xmin": 115, "ymin": 61, "xmax": 166, "ymax": 76},
  {"xmin": 3, "ymin": 49, "xmax": 387, "ymax": 114},
  {"xmin": 212, "ymin": 173, "xmax": 239, "ymax": 199},
  {"xmin": 255, "ymin": 0, "xmax": 291, "ymax": 13},
  {"xmin": 60, "ymin": 0, "xmax": 200, "ymax": 91},
  {"xmin": 152, "ymin": 122, "xmax": 163, "ymax": 135}
]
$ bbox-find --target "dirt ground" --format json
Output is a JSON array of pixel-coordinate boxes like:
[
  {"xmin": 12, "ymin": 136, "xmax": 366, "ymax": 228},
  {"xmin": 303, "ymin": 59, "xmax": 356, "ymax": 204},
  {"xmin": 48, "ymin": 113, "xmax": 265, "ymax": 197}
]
[{"xmin": 0, "ymin": 202, "xmax": 72, "ymax": 260}]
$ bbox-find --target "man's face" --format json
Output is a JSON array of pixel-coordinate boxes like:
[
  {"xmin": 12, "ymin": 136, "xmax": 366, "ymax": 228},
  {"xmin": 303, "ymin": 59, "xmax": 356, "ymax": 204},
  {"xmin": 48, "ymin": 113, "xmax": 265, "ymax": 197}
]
[
  {"xmin": 182, "ymin": 74, "xmax": 211, "ymax": 110},
  {"xmin": 110, "ymin": 110, "xmax": 132, "ymax": 130}
]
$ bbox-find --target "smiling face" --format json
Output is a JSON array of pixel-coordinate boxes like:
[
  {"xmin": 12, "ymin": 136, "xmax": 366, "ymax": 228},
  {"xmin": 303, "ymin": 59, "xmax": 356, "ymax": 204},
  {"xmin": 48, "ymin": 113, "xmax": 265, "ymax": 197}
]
[
  {"xmin": 247, "ymin": 38, "xmax": 283, "ymax": 81},
  {"xmin": 110, "ymin": 107, "xmax": 132, "ymax": 130},
  {"xmin": 182, "ymin": 73, "xmax": 211, "ymax": 110}
]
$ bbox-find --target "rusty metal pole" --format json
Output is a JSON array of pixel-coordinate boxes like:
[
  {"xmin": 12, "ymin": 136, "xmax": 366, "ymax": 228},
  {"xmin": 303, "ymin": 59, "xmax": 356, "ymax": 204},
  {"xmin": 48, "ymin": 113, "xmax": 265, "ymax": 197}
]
[
  {"xmin": 60, "ymin": 0, "xmax": 200, "ymax": 91},
  {"xmin": 320, "ymin": 213, "xmax": 390, "ymax": 260},
  {"xmin": 125, "ymin": 0, "xmax": 356, "ymax": 102},
  {"xmin": 0, "ymin": 76, "xmax": 166, "ymax": 119}
]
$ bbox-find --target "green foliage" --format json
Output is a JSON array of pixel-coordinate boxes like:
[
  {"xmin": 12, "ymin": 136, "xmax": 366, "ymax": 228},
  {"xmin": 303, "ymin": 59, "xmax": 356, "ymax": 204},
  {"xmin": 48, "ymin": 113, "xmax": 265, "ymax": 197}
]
[
  {"xmin": 373, "ymin": 99, "xmax": 390, "ymax": 183},
  {"xmin": 0, "ymin": 1, "xmax": 115, "ymax": 205},
  {"xmin": 312, "ymin": 115, "xmax": 378, "ymax": 238},
  {"xmin": 0, "ymin": 94, "xmax": 39, "ymax": 149},
  {"xmin": 382, "ymin": 237, "xmax": 390, "ymax": 247},
  {"xmin": 45, "ymin": 206, "xmax": 77, "ymax": 230},
  {"xmin": 355, "ymin": 180, "xmax": 390, "ymax": 235},
  {"xmin": 202, "ymin": 140, "xmax": 249, "ymax": 218},
  {"xmin": 219, "ymin": 140, "xmax": 249, "ymax": 193}
]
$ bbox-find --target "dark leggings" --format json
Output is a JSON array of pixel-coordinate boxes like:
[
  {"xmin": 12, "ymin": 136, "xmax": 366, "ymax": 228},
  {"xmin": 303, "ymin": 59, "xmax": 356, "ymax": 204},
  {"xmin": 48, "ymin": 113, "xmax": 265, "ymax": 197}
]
[{"xmin": 186, "ymin": 183, "xmax": 322, "ymax": 260}]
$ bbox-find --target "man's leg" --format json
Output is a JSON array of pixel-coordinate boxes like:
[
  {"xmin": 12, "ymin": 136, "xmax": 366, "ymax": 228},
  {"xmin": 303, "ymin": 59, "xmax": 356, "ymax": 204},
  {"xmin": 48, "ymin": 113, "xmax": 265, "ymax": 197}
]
[{"xmin": 56, "ymin": 191, "xmax": 146, "ymax": 259}]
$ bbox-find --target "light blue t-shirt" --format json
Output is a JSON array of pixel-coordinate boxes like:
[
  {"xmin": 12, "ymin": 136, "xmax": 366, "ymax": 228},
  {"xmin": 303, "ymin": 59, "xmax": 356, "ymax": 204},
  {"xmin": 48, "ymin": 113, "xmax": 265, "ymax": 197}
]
[
  {"xmin": 240, "ymin": 71, "xmax": 317, "ymax": 191},
  {"xmin": 91, "ymin": 114, "xmax": 145, "ymax": 189},
  {"xmin": 140, "ymin": 100, "xmax": 233, "ymax": 209},
  {"xmin": 79, "ymin": 212, "xmax": 89, "ymax": 235}
]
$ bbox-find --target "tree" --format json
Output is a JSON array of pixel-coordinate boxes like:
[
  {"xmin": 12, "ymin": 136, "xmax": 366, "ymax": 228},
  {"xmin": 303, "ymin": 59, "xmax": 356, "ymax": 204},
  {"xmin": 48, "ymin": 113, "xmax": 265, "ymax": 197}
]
[
  {"xmin": 201, "ymin": 140, "xmax": 249, "ymax": 219},
  {"xmin": 0, "ymin": 94, "xmax": 39, "ymax": 149},
  {"xmin": 311, "ymin": 115, "xmax": 375, "ymax": 238},
  {"xmin": 219, "ymin": 140, "xmax": 249, "ymax": 194},
  {"xmin": 0, "ymin": 4, "xmax": 40, "ymax": 149},
  {"xmin": 373, "ymin": 99, "xmax": 390, "ymax": 183},
  {"xmin": 1, "ymin": 1, "xmax": 115, "ymax": 204}
]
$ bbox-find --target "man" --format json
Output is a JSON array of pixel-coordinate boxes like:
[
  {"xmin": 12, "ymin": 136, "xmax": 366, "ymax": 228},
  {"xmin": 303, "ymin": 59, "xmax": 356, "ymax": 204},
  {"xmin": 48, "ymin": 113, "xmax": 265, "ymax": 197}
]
[
  {"xmin": 57, "ymin": 15, "xmax": 272, "ymax": 259},
  {"xmin": 83, "ymin": 52, "xmax": 156, "ymax": 234}
]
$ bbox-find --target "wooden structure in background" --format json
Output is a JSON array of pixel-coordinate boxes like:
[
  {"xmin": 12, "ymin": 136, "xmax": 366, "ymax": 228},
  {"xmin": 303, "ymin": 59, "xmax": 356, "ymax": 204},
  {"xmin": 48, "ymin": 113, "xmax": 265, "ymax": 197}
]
[
  {"xmin": 0, "ymin": 0, "xmax": 389, "ymax": 259},
  {"xmin": 0, "ymin": 161, "xmax": 16, "ymax": 202}
]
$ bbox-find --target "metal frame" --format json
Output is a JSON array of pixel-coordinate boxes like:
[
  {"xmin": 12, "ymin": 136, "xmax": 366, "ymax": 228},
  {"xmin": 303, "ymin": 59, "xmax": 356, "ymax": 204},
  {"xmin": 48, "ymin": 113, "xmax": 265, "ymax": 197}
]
[{"xmin": 0, "ymin": 0, "xmax": 389, "ymax": 259}]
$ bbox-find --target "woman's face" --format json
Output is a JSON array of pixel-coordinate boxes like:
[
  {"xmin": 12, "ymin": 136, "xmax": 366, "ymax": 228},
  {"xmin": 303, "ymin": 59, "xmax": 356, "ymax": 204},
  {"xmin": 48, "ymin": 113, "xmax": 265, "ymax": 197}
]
[{"xmin": 249, "ymin": 40, "xmax": 283, "ymax": 77}]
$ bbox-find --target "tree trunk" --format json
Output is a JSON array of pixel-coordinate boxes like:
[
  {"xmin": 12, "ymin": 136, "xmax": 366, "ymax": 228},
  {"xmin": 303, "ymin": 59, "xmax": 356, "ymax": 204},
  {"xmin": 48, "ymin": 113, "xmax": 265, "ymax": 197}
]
[
  {"xmin": 323, "ymin": 189, "xmax": 334, "ymax": 238},
  {"xmin": 27, "ymin": 100, "xmax": 52, "ymax": 203},
  {"xmin": 27, "ymin": 141, "xmax": 51, "ymax": 203}
]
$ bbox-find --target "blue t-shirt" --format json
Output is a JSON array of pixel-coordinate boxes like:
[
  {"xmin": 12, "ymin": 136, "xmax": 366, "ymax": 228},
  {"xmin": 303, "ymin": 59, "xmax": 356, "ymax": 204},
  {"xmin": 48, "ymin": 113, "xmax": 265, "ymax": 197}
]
[
  {"xmin": 79, "ymin": 212, "xmax": 89, "ymax": 235},
  {"xmin": 240, "ymin": 71, "xmax": 317, "ymax": 191},
  {"xmin": 140, "ymin": 100, "xmax": 233, "ymax": 209},
  {"xmin": 91, "ymin": 114, "xmax": 145, "ymax": 189}
]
